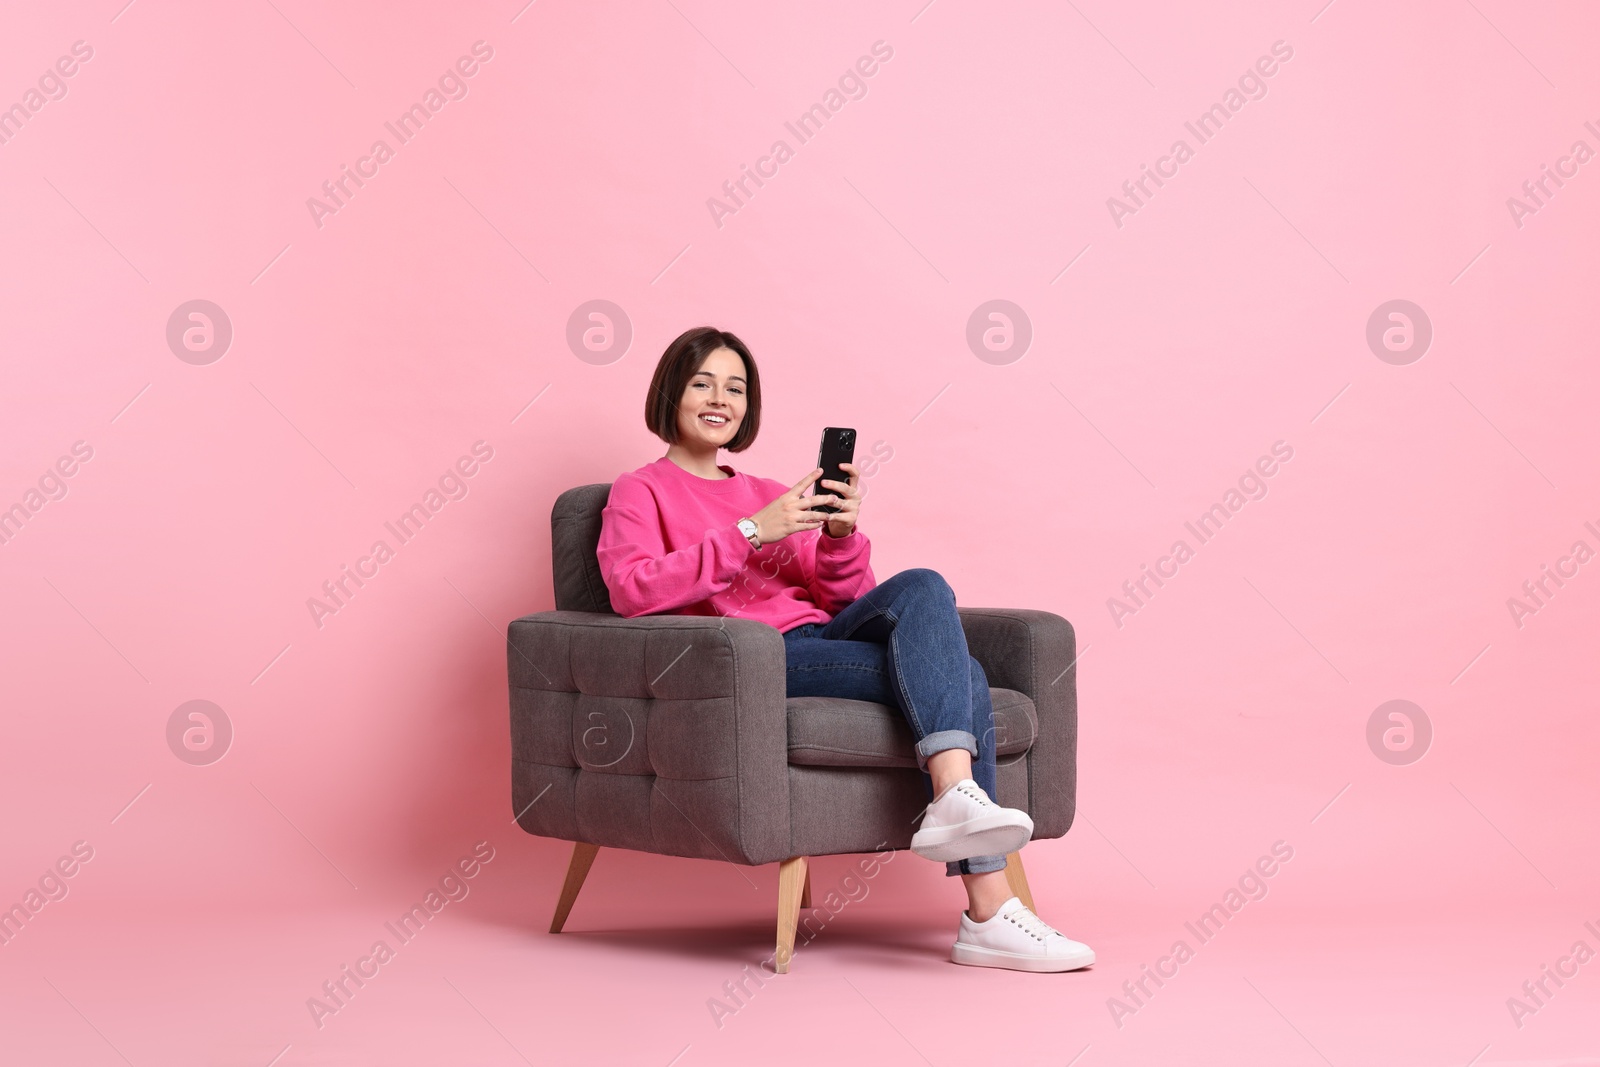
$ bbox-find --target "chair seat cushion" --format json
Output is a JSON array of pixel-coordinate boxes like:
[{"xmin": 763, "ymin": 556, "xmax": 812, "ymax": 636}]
[{"xmin": 785, "ymin": 688, "xmax": 1038, "ymax": 769}]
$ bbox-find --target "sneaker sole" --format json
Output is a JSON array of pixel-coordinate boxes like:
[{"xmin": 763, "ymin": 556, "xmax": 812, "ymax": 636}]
[
  {"xmin": 910, "ymin": 812, "xmax": 1034, "ymax": 862},
  {"xmin": 951, "ymin": 941, "xmax": 1096, "ymax": 973}
]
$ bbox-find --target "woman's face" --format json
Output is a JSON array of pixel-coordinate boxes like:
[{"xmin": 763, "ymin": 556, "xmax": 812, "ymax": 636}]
[{"xmin": 675, "ymin": 346, "xmax": 747, "ymax": 449}]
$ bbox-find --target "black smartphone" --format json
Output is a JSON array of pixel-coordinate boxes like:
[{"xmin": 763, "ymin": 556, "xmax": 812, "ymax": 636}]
[{"xmin": 813, "ymin": 427, "xmax": 856, "ymax": 514}]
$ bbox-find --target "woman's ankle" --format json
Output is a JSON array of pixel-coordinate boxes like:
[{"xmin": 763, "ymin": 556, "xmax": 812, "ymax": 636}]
[
  {"xmin": 961, "ymin": 870, "xmax": 1014, "ymax": 922},
  {"xmin": 925, "ymin": 749, "xmax": 973, "ymax": 795}
]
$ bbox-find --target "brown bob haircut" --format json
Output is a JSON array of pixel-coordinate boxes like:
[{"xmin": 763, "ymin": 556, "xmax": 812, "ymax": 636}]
[{"xmin": 645, "ymin": 326, "xmax": 762, "ymax": 452}]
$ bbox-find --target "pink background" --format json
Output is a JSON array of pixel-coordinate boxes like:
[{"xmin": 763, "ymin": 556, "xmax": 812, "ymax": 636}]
[{"xmin": 3, "ymin": 0, "xmax": 1598, "ymax": 1063}]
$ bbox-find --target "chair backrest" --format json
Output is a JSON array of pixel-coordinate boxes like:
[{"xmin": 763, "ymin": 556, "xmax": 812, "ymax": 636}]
[{"xmin": 551, "ymin": 484, "xmax": 618, "ymax": 614}]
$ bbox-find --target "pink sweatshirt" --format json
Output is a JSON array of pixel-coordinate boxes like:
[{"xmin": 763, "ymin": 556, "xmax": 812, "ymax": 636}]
[{"xmin": 596, "ymin": 456, "xmax": 876, "ymax": 632}]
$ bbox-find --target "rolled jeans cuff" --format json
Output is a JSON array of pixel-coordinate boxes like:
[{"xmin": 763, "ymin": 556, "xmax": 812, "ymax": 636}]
[
  {"xmin": 914, "ymin": 730, "xmax": 978, "ymax": 772},
  {"xmin": 947, "ymin": 853, "xmax": 1008, "ymax": 877}
]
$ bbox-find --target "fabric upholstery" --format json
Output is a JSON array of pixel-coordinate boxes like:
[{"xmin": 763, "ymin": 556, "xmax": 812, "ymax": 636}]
[
  {"xmin": 786, "ymin": 688, "xmax": 1037, "ymax": 769},
  {"xmin": 509, "ymin": 611, "xmax": 790, "ymax": 866},
  {"xmin": 509, "ymin": 482, "xmax": 1079, "ymax": 865},
  {"xmin": 551, "ymin": 484, "xmax": 616, "ymax": 614}
]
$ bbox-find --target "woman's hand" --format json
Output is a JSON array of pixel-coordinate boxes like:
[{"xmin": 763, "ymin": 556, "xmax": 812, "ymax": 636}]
[
  {"xmin": 751, "ymin": 468, "xmax": 837, "ymax": 545},
  {"xmin": 819, "ymin": 461, "xmax": 861, "ymax": 538}
]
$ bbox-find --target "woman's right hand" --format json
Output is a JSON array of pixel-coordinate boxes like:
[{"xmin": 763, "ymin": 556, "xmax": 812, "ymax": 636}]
[{"xmin": 751, "ymin": 468, "xmax": 838, "ymax": 545}]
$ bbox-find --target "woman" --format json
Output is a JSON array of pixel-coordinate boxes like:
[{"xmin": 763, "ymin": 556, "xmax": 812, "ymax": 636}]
[{"xmin": 595, "ymin": 326, "xmax": 1094, "ymax": 972}]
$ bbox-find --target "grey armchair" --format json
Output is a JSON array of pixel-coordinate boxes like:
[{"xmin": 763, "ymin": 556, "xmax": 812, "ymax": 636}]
[{"xmin": 507, "ymin": 484, "xmax": 1080, "ymax": 970}]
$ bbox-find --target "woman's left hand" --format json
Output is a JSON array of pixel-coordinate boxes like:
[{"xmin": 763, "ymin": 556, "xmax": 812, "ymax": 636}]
[{"xmin": 818, "ymin": 461, "xmax": 862, "ymax": 538}]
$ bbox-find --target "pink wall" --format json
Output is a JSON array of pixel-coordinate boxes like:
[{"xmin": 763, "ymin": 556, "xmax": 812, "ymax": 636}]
[{"xmin": 2, "ymin": 0, "xmax": 1598, "ymax": 1050}]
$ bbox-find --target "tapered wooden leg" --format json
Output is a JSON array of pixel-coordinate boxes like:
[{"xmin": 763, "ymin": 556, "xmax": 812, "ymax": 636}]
[
  {"xmin": 800, "ymin": 866, "xmax": 812, "ymax": 909},
  {"xmin": 1004, "ymin": 851, "xmax": 1036, "ymax": 913},
  {"xmin": 775, "ymin": 857, "xmax": 809, "ymax": 973},
  {"xmin": 550, "ymin": 842, "xmax": 600, "ymax": 933}
]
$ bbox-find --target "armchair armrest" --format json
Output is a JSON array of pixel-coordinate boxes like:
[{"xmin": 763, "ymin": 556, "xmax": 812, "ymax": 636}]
[
  {"xmin": 506, "ymin": 611, "xmax": 793, "ymax": 866},
  {"xmin": 959, "ymin": 607, "xmax": 1078, "ymax": 838}
]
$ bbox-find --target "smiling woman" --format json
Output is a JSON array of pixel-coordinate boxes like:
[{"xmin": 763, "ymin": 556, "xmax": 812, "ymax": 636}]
[
  {"xmin": 643, "ymin": 327, "xmax": 762, "ymax": 465},
  {"xmin": 591, "ymin": 325, "xmax": 1097, "ymax": 974}
]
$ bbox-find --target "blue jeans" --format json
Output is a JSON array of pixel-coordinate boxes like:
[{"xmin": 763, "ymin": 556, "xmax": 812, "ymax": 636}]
[{"xmin": 782, "ymin": 568, "xmax": 1007, "ymax": 877}]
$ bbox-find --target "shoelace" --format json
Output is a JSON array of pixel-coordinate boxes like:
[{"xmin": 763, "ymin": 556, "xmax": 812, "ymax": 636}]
[
  {"xmin": 951, "ymin": 781, "xmax": 994, "ymax": 807},
  {"xmin": 1004, "ymin": 906, "xmax": 1062, "ymax": 942},
  {"xmin": 916, "ymin": 781, "xmax": 995, "ymax": 826}
]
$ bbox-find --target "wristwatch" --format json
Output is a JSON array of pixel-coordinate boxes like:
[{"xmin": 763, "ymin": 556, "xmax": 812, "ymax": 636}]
[{"xmin": 736, "ymin": 517, "xmax": 761, "ymax": 550}]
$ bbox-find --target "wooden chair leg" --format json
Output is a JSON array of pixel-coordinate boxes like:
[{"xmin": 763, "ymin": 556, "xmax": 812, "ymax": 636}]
[
  {"xmin": 775, "ymin": 856, "xmax": 809, "ymax": 973},
  {"xmin": 800, "ymin": 865, "xmax": 812, "ymax": 909},
  {"xmin": 1004, "ymin": 851, "xmax": 1036, "ymax": 913},
  {"xmin": 550, "ymin": 842, "xmax": 600, "ymax": 934}
]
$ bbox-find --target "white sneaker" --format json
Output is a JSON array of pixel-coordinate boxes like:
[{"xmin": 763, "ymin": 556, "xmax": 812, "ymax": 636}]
[
  {"xmin": 909, "ymin": 778, "xmax": 1033, "ymax": 862},
  {"xmin": 952, "ymin": 896, "xmax": 1095, "ymax": 972}
]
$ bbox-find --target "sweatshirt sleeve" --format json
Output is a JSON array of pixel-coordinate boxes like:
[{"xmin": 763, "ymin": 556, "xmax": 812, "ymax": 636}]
[
  {"xmin": 596, "ymin": 475, "xmax": 756, "ymax": 617},
  {"xmin": 807, "ymin": 525, "xmax": 876, "ymax": 615}
]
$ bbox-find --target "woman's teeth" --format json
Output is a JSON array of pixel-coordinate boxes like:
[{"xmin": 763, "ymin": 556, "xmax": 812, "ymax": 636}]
[{"xmin": 700, "ymin": 414, "xmax": 728, "ymax": 426}]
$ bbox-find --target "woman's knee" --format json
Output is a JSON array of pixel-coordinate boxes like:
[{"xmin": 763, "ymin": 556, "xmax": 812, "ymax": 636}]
[{"xmin": 895, "ymin": 567, "xmax": 953, "ymax": 600}]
